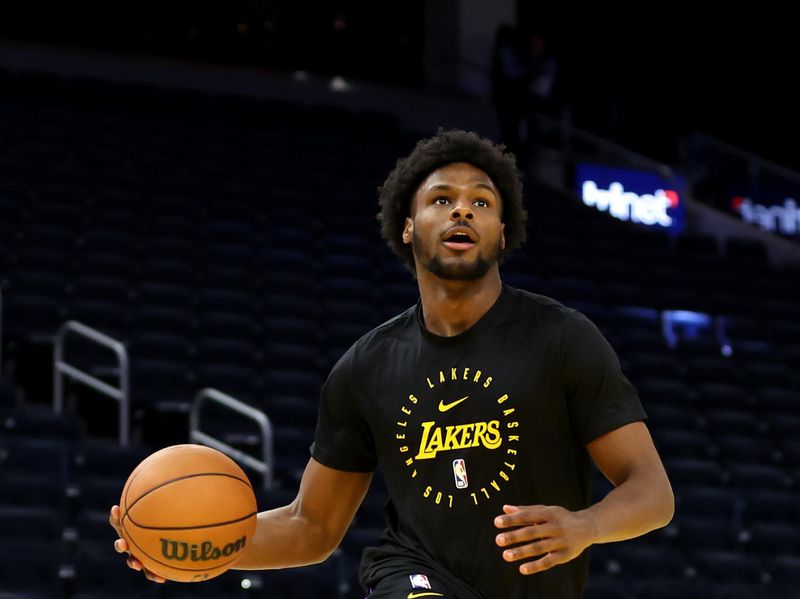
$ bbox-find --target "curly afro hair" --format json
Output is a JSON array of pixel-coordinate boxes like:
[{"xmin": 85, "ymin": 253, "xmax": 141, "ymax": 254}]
[{"xmin": 378, "ymin": 128, "xmax": 527, "ymax": 275}]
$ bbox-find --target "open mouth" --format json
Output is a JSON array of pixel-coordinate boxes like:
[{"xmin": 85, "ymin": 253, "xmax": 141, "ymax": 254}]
[{"xmin": 442, "ymin": 228, "xmax": 477, "ymax": 250}]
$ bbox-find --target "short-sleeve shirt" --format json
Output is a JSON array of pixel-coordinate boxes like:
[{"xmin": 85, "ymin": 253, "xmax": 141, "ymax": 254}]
[{"xmin": 312, "ymin": 285, "xmax": 647, "ymax": 599}]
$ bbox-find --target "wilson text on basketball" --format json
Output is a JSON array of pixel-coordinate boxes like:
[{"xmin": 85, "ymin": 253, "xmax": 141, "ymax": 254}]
[{"xmin": 160, "ymin": 536, "xmax": 247, "ymax": 561}]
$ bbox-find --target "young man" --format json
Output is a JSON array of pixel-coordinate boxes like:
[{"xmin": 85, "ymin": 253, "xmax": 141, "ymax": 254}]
[{"xmin": 111, "ymin": 129, "xmax": 674, "ymax": 598}]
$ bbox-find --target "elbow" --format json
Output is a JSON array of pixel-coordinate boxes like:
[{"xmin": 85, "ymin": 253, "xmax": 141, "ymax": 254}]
[
  {"xmin": 289, "ymin": 502, "xmax": 343, "ymax": 565},
  {"xmin": 316, "ymin": 541, "xmax": 340, "ymax": 564},
  {"xmin": 665, "ymin": 491, "xmax": 676, "ymax": 526},
  {"xmin": 317, "ymin": 517, "xmax": 352, "ymax": 563},
  {"xmin": 308, "ymin": 527, "xmax": 343, "ymax": 564},
  {"xmin": 641, "ymin": 460, "xmax": 675, "ymax": 530},
  {"xmin": 656, "ymin": 477, "xmax": 676, "ymax": 529},
  {"xmin": 307, "ymin": 523, "xmax": 341, "ymax": 564}
]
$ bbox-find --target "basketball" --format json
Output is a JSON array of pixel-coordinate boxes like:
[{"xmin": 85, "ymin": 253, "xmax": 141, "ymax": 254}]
[{"xmin": 118, "ymin": 444, "xmax": 258, "ymax": 583}]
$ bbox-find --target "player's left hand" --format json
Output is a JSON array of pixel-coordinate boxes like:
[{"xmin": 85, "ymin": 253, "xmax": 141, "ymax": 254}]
[{"xmin": 494, "ymin": 504, "xmax": 596, "ymax": 575}]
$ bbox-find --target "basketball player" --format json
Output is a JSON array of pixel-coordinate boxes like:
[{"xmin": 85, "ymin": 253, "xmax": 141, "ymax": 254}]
[{"xmin": 111, "ymin": 129, "xmax": 674, "ymax": 598}]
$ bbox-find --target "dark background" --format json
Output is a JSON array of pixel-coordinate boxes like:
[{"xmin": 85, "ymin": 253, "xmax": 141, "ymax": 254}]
[
  {"xmin": 529, "ymin": 15, "xmax": 798, "ymax": 170},
  {"xmin": 0, "ymin": 3, "xmax": 795, "ymax": 171}
]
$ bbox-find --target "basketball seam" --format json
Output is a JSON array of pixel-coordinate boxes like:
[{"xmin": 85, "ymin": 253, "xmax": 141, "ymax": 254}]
[
  {"xmin": 127, "ymin": 511, "xmax": 258, "ymax": 530},
  {"xmin": 126, "ymin": 471, "xmax": 252, "ymax": 514},
  {"xmin": 123, "ymin": 461, "xmax": 144, "ymax": 511}
]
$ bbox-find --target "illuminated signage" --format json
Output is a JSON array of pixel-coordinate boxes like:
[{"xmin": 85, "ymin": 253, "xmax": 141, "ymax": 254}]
[
  {"xmin": 732, "ymin": 196, "xmax": 800, "ymax": 236},
  {"xmin": 575, "ymin": 164, "xmax": 685, "ymax": 232}
]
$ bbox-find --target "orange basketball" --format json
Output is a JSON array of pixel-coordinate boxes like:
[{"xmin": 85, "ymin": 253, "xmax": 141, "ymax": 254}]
[{"xmin": 118, "ymin": 444, "xmax": 258, "ymax": 583}]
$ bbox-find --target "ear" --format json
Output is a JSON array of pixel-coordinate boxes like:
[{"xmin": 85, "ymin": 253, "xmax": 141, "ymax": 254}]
[
  {"xmin": 402, "ymin": 217, "xmax": 414, "ymax": 245},
  {"xmin": 500, "ymin": 223, "xmax": 506, "ymax": 250}
]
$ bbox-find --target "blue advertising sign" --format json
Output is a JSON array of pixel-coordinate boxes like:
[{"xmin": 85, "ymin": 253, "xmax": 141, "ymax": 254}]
[
  {"xmin": 575, "ymin": 164, "xmax": 686, "ymax": 233},
  {"xmin": 731, "ymin": 195, "xmax": 800, "ymax": 236}
]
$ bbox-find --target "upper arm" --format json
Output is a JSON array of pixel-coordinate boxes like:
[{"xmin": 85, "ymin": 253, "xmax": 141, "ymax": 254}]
[
  {"xmin": 293, "ymin": 457, "xmax": 373, "ymax": 548},
  {"xmin": 561, "ymin": 313, "xmax": 647, "ymax": 445},
  {"xmin": 586, "ymin": 421, "xmax": 669, "ymax": 488}
]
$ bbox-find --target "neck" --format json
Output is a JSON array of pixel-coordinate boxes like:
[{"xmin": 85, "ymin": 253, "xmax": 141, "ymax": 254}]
[{"xmin": 415, "ymin": 267, "xmax": 503, "ymax": 337}]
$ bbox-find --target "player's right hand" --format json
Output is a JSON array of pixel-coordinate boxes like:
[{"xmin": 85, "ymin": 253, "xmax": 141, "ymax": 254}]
[{"xmin": 109, "ymin": 505, "xmax": 167, "ymax": 583}]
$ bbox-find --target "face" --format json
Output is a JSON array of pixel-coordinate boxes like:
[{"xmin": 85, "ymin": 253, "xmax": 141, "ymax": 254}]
[{"xmin": 403, "ymin": 162, "xmax": 505, "ymax": 281}]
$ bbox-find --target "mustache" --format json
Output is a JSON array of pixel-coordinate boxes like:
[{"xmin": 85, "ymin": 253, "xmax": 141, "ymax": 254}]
[{"xmin": 451, "ymin": 220, "xmax": 475, "ymax": 230}]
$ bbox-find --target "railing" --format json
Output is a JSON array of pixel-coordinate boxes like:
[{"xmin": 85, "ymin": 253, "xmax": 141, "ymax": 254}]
[
  {"xmin": 53, "ymin": 320, "xmax": 131, "ymax": 445},
  {"xmin": 538, "ymin": 109, "xmax": 678, "ymax": 180},
  {"xmin": 190, "ymin": 388, "xmax": 274, "ymax": 490},
  {"xmin": 681, "ymin": 131, "xmax": 800, "ymax": 189}
]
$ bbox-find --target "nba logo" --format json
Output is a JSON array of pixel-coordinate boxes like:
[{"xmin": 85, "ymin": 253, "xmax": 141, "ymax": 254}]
[
  {"xmin": 453, "ymin": 458, "xmax": 468, "ymax": 489},
  {"xmin": 409, "ymin": 574, "xmax": 431, "ymax": 589}
]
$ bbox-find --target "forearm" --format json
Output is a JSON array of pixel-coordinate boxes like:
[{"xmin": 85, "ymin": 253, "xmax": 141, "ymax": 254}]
[
  {"xmin": 234, "ymin": 503, "xmax": 334, "ymax": 570},
  {"xmin": 232, "ymin": 460, "xmax": 371, "ymax": 570},
  {"xmin": 579, "ymin": 470, "xmax": 674, "ymax": 545}
]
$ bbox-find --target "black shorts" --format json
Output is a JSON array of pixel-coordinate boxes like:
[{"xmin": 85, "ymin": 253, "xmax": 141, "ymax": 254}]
[{"xmin": 366, "ymin": 571, "xmax": 458, "ymax": 599}]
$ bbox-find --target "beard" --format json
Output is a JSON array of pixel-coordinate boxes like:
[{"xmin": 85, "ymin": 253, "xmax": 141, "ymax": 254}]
[{"xmin": 412, "ymin": 229, "xmax": 500, "ymax": 281}]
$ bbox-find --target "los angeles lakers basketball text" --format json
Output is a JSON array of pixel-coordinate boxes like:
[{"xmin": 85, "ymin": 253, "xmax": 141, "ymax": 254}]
[{"xmin": 395, "ymin": 367, "xmax": 521, "ymax": 508}]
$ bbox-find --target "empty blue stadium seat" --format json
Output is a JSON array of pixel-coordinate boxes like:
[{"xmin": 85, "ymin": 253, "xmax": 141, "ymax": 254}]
[
  {"xmin": 705, "ymin": 409, "xmax": 766, "ymax": 437},
  {"xmin": 636, "ymin": 578, "xmax": 721, "ymax": 599},
  {"xmin": 756, "ymin": 387, "xmax": 800, "ymax": 415},
  {"xmin": 645, "ymin": 404, "xmax": 704, "ymax": 431},
  {"xmin": 636, "ymin": 378, "xmax": 694, "ymax": 407},
  {"xmin": 769, "ymin": 554, "xmax": 800, "ymax": 590},
  {"xmin": 0, "ymin": 437, "xmax": 72, "ymax": 477},
  {"xmin": 728, "ymin": 463, "xmax": 793, "ymax": 490},
  {"xmin": 674, "ymin": 515, "xmax": 742, "ymax": 552},
  {"xmin": 716, "ymin": 434, "xmax": 778, "ymax": 465},
  {"xmin": 69, "ymin": 544, "xmax": 158, "ymax": 598},
  {"xmin": 583, "ymin": 576, "xmax": 636, "ymax": 599},
  {"xmin": 689, "ymin": 548, "xmax": 766, "ymax": 585},
  {"xmin": 2, "ymin": 407, "xmax": 87, "ymax": 440},
  {"xmin": 695, "ymin": 382, "xmax": 755, "ymax": 411},
  {"xmin": 73, "ymin": 439, "xmax": 149, "ymax": 480},
  {"xmin": 0, "ymin": 505, "xmax": 63, "ymax": 543},
  {"xmin": 677, "ymin": 485, "xmax": 744, "ymax": 524},
  {"xmin": 745, "ymin": 522, "xmax": 800, "ymax": 557},
  {"xmin": 614, "ymin": 542, "xmax": 686, "ymax": 578},
  {"xmin": 744, "ymin": 489, "xmax": 800, "ymax": 525},
  {"xmin": 652, "ymin": 429, "xmax": 717, "ymax": 460},
  {"xmin": 0, "ymin": 542, "xmax": 66, "ymax": 597}
]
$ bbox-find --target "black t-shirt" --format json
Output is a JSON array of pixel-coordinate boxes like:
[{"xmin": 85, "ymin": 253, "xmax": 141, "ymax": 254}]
[{"xmin": 312, "ymin": 285, "xmax": 647, "ymax": 599}]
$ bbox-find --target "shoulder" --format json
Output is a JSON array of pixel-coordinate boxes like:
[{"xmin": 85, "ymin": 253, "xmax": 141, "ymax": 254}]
[
  {"xmin": 329, "ymin": 305, "xmax": 417, "ymax": 375},
  {"xmin": 501, "ymin": 285, "xmax": 584, "ymax": 325},
  {"xmin": 500, "ymin": 286, "xmax": 604, "ymax": 348}
]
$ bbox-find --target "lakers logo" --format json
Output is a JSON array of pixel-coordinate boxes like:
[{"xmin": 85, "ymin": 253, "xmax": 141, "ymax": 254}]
[
  {"xmin": 415, "ymin": 420, "xmax": 502, "ymax": 459},
  {"xmin": 395, "ymin": 366, "xmax": 520, "ymax": 508}
]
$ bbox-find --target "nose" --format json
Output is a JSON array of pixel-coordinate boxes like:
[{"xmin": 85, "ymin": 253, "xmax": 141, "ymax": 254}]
[{"xmin": 450, "ymin": 198, "xmax": 474, "ymax": 221}]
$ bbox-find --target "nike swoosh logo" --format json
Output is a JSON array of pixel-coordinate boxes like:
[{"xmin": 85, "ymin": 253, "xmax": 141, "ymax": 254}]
[
  {"xmin": 438, "ymin": 396, "xmax": 469, "ymax": 412},
  {"xmin": 408, "ymin": 593, "xmax": 444, "ymax": 599}
]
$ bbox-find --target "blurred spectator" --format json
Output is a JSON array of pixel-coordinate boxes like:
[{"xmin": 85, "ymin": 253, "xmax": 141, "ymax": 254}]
[
  {"xmin": 491, "ymin": 25, "xmax": 529, "ymax": 161},
  {"xmin": 527, "ymin": 32, "xmax": 558, "ymax": 118},
  {"xmin": 491, "ymin": 26, "xmax": 558, "ymax": 166}
]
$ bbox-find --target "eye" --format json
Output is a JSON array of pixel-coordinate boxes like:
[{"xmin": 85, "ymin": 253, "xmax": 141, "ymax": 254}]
[
  {"xmin": 433, "ymin": 196, "xmax": 450, "ymax": 205},
  {"xmin": 473, "ymin": 198, "xmax": 489, "ymax": 208}
]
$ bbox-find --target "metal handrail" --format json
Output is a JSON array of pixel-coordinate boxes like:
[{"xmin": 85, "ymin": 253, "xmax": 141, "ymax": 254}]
[
  {"xmin": 537, "ymin": 109, "xmax": 678, "ymax": 180},
  {"xmin": 685, "ymin": 131, "xmax": 800, "ymax": 187},
  {"xmin": 53, "ymin": 320, "xmax": 130, "ymax": 445},
  {"xmin": 190, "ymin": 388, "xmax": 274, "ymax": 490}
]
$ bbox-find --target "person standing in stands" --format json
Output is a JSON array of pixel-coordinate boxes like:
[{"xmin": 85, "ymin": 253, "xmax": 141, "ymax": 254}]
[
  {"xmin": 111, "ymin": 129, "xmax": 674, "ymax": 598},
  {"xmin": 491, "ymin": 26, "xmax": 559, "ymax": 166},
  {"xmin": 491, "ymin": 25, "xmax": 530, "ymax": 161}
]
